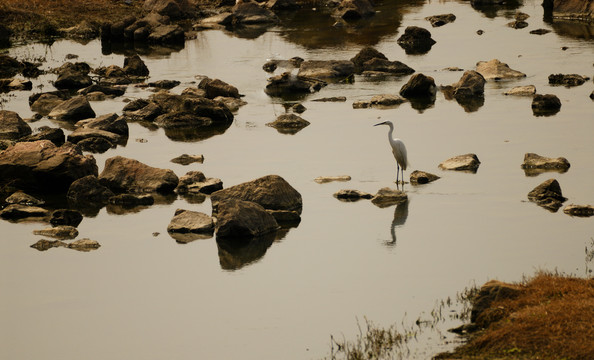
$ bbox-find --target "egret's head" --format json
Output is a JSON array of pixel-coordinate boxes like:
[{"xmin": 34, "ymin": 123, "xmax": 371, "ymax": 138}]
[{"xmin": 374, "ymin": 120, "xmax": 391, "ymax": 127}]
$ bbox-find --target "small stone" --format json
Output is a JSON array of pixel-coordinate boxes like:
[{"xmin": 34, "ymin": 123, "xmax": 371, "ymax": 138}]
[
  {"xmin": 504, "ymin": 85, "xmax": 536, "ymax": 96},
  {"xmin": 371, "ymin": 187, "xmax": 408, "ymax": 208},
  {"xmin": 409, "ymin": 170, "xmax": 440, "ymax": 185},
  {"xmin": 33, "ymin": 225, "xmax": 79, "ymax": 240},
  {"xmin": 563, "ymin": 204, "xmax": 594, "ymax": 217},
  {"xmin": 315, "ymin": 175, "xmax": 351, "ymax": 184},
  {"xmin": 6, "ymin": 191, "xmax": 45, "ymax": 206},
  {"xmin": 439, "ymin": 154, "xmax": 481, "ymax": 172},
  {"xmin": 68, "ymin": 238, "xmax": 100, "ymax": 251},
  {"xmin": 333, "ymin": 189, "xmax": 373, "ymax": 201},
  {"xmin": 171, "ymin": 154, "xmax": 204, "ymax": 165}
]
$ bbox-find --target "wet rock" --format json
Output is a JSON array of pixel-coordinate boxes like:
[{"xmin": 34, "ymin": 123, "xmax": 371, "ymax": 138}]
[
  {"xmin": 6, "ymin": 191, "xmax": 45, "ymax": 206},
  {"xmin": 545, "ymin": 0, "xmax": 594, "ymax": 22},
  {"xmin": 150, "ymin": 91, "xmax": 234, "ymax": 126},
  {"xmin": 48, "ymin": 96, "xmax": 96, "ymax": 122},
  {"xmin": 439, "ymin": 154, "xmax": 481, "ymax": 172},
  {"xmin": 425, "ymin": 13, "xmax": 456, "ymax": 27},
  {"xmin": 99, "ymin": 156, "xmax": 179, "ymax": 194},
  {"xmin": 124, "ymin": 101, "xmax": 163, "ymax": 122},
  {"xmin": 264, "ymin": 72, "xmax": 327, "ymax": 97},
  {"xmin": 266, "ymin": 113, "xmax": 310, "ymax": 134},
  {"xmin": 30, "ymin": 93, "xmax": 67, "ymax": 115},
  {"xmin": 476, "ymin": 59, "xmax": 526, "ymax": 80},
  {"xmin": 176, "ymin": 171, "xmax": 223, "ymax": 195},
  {"xmin": 298, "ymin": 60, "xmax": 355, "ymax": 81},
  {"xmin": 0, "ymin": 141, "xmax": 98, "ymax": 193},
  {"xmin": 443, "ymin": 70, "xmax": 486, "ymax": 97},
  {"xmin": 521, "ymin": 153, "xmax": 570, "ymax": 173},
  {"xmin": 30, "ymin": 239, "xmax": 66, "ymax": 251},
  {"xmin": 67, "ymin": 128, "xmax": 123, "ymax": 146},
  {"xmin": 0, "ymin": 55, "xmax": 21, "ymax": 78},
  {"xmin": 471, "ymin": 280, "xmax": 523, "ymax": 327},
  {"xmin": 176, "ymin": 171, "xmax": 206, "ymax": 190},
  {"xmin": 530, "ymin": 28, "xmax": 551, "ymax": 35},
  {"xmin": 148, "ymin": 24, "xmax": 185, "ymax": 44},
  {"xmin": 288, "ymin": 103, "xmax": 306, "ymax": 113},
  {"xmin": 397, "ymin": 26, "xmax": 436, "ymax": 54},
  {"xmin": 198, "ymin": 77, "xmax": 240, "ymax": 99},
  {"xmin": 109, "ymin": 193, "xmax": 155, "ymax": 207},
  {"xmin": 333, "ymin": 189, "xmax": 373, "ymax": 201},
  {"xmin": 76, "ymin": 137, "xmax": 115, "ymax": 153},
  {"xmin": 312, "ymin": 96, "xmax": 347, "ymax": 102},
  {"xmin": 67, "ymin": 175, "xmax": 115, "ymax": 208},
  {"xmin": 123, "ymin": 55, "xmax": 150, "ymax": 77},
  {"xmin": 262, "ymin": 57, "xmax": 304, "ymax": 72},
  {"xmin": 353, "ymin": 94, "xmax": 407, "ymax": 109},
  {"xmin": 54, "ymin": 64, "xmax": 93, "ymax": 90},
  {"xmin": 266, "ymin": 209, "xmax": 301, "ymax": 226},
  {"xmin": 563, "ymin": 204, "xmax": 594, "ymax": 217},
  {"xmin": 507, "ymin": 20, "xmax": 528, "ymax": 29},
  {"xmin": 33, "ymin": 225, "xmax": 79, "ymax": 240},
  {"xmin": 78, "ymin": 84, "xmax": 126, "ymax": 97},
  {"xmin": 143, "ymin": 0, "xmax": 192, "ymax": 19},
  {"xmin": 504, "ymin": 85, "xmax": 536, "ymax": 96},
  {"xmin": 171, "ymin": 154, "xmax": 204, "ymax": 165},
  {"xmin": 231, "ymin": 0, "xmax": 279, "ymax": 24},
  {"xmin": 75, "ymin": 113, "xmax": 129, "ymax": 137},
  {"xmin": 335, "ymin": 0, "xmax": 375, "ymax": 21},
  {"xmin": 214, "ymin": 199, "xmax": 279, "ymax": 238},
  {"xmin": 371, "ymin": 187, "xmax": 408, "ymax": 208},
  {"xmin": 68, "ymin": 238, "xmax": 101, "ymax": 251},
  {"xmin": 180, "ymin": 87, "xmax": 207, "ymax": 98},
  {"xmin": 361, "ymin": 58, "xmax": 415, "ymax": 77},
  {"xmin": 211, "ymin": 174, "xmax": 302, "ymax": 215},
  {"xmin": 149, "ymin": 80, "xmax": 181, "ymax": 89},
  {"xmin": 527, "ymin": 178, "xmax": 567, "ymax": 212},
  {"xmin": 315, "ymin": 175, "xmax": 351, "ymax": 184},
  {"xmin": 0, "ymin": 204, "xmax": 49, "ymax": 220},
  {"xmin": 167, "ymin": 209, "xmax": 215, "ymax": 235},
  {"xmin": 0, "ymin": 110, "xmax": 32, "ymax": 140},
  {"xmin": 215, "ymin": 94, "xmax": 247, "ymax": 112},
  {"xmin": 350, "ymin": 46, "xmax": 388, "ymax": 70},
  {"xmin": 532, "ymin": 94, "xmax": 561, "ymax": 116},
  {"xmin": 50, "ymin": 209, "xmax": 83, "ymax": 227},
  {"xmin": 409, "ymin": 170, "xmax": 440, "ymax": 185},
  {"xmin": 194, "ymin": 12, "xmax": 234, "ymax": 30},
  {"xmin": 399, "ymin": 73, "xmax": 437, "ymax": 98},
  {"xmin": 548, "ymin": 73, "xmax": 589, "ymax": 87}
]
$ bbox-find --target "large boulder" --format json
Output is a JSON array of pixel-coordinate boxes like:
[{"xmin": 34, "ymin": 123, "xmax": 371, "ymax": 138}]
[
  {"xmin": 48, "ymin": 96, "xmax": 96, "ymax": 122},
  {"xmin": 425, "ymin": 13, "xmax": 456, "ymax": 27},
  {"xmin": 298, "ymin": 60, "xmax": 355, "ymax": 81},
  {"xmin": 67, "ymin": 175, "xmax": 115, "ymax": 208},
  {"xmin": 399, "ymin": 73, "xmax": 437, "ymax": 98},
  {"xmin": 123, "ymin": 55, "xmax": 150, "ymax": 77},
  {"xmin": 99, "ymin": 156, "xmax": 179, "ymax": 193},
  {"xmin": 214, "ymin": 199, "xmax": 279, "ymax": 238},
  {"xmin": 527, "ymin": 178, "xmax": 567, "ymax": 212},
  {"xmin": 397, "ymin": 26, "xmax": 436, "ymax": 54},
  {"xmin": 0, "ymin": 141, "xmax": 98, "ymax": 193},
  {"xmin": 0, "ymin": 110, "xmax": 32, "ymax": 140},
  {"xmin": 476, "ymin": 59, "xmax": 526, "ymax": 80},
  {"xmin": 211, "ymin": 175, "xmax": 302, "ymax": 215},
  {"xmin": 439, "ymin": 154, "xmax": 481, "ymax": 172}
]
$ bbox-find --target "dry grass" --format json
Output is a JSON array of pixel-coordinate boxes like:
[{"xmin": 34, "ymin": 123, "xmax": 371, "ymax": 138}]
[{"xmin": 443, "ymin": 272, "xmax": 594, "ymax": 360}]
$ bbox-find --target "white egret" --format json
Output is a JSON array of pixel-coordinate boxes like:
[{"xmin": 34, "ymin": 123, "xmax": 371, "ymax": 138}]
[{"xmin": 374, "ymin": 120, "xmax": 408, "ymax": 185}]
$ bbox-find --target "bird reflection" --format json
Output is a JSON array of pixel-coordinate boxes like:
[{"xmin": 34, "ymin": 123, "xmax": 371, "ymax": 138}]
[{"xmin": 385, "ymin": 199, "xmax": 409, "ymax": 247}]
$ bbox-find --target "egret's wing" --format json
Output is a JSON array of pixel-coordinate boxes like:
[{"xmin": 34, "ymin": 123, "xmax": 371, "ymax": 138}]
[{"xmin": 391, "ymin": 139, "xmax": 408, "ymax": 170}]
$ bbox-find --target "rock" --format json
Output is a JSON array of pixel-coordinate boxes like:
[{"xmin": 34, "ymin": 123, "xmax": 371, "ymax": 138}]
[
  {"xmin": 546, "ymin": 0, "xmax": 594, "ymax": 22},
  {"xmin": 371, "ymin": 187, "xmax": 408, "ymax": 208},
  {"xmin": 444, "ymin": 70, "xmax": 486, "ymax": 97},
  {"xmin": 123, "ymin": 55, "xmax": 149, "ymax": 77},
  {"xmin": 563, "ymin": 204, "xmax": 594, "ymax": 217},
  {"xmin": 75, "ymin": 113, "xmax": 129, "ymax": 137},
  {"xmin": 194, "ymin": 12, "xmax": 234, "ymax": 30},
  {"xmin": 548, "ymin": 73, "xmax": 589, "ymax": 87},
  {"xmin": 476, "ymin": 59, "xmax": 526, "ymax": 80},
  {"xmin": 298, "ymin": 60, "xmax": 355, "ymax": 81},
  {"xmin": 50, "ymin": 209, "xmax": 83, "ymax": 227},
  {"xmin": 399, "ymin": 73, "xmax": 437, "ymax": 98},
  {"xmin": 67, "ymin": 238, "xmax": 101, "ymax": 251},
  {"xmin": 231, "ymin": 0, "xmax": 279, "ymax": 24},
  {"xmin": 60, "ymin": 20, "xmax": 100, "ymax": 39},
  {"xmin": 108, "ymin": 193, "xmax": 155, "ymax": 206},
  {"xmin": 361, "ymin": 58, "xmax": 415, "ymax": 76},
  {"xmin": 149, "ymin": 80, "xmax": 181, "ymax": 89},
  {"xmin": 0, "ymin": 54, "xmax": 21, "ymax": 78},
  {"xmin": 167, "ymin": 209, "xmax": 215, "ymax": 235},
  {"xmin": 6, "ymin": 191, "xmax": 45, "ymax": 206},
  {"xmin": 30, "ymin": 239, "xmax": 66, "ymax": 251},
  {"xmin": 48, "ymin": 96, "xmax": 96, "ymax": 122},
  {"xmin": 30, "ymin": 93, "xmax": 67, "ymax": 115},
  {"xmin": 266, "ymin": 209, "xmax": 301, "ymax": 225},
  {"xmin": 527, "ymin": 178, "xmax": 567, "ymax": 212},
  {"xmin": 333, "ymin": 189, "xmax": 373, "ymax": 201},
  {"xmin": 335, "ymin": 0, "xmax": 375, "ymax": 20},
  {"xmin": 214, "ymin": 199, "xmax": 279, "ymax": 238},
  {"xmin": 21, "ymin": 127, "xmax": 65, "ymax": 147},
  {"xmin": 0, "ymin": 204, "xmax": 49, "ymax": 220},
  {"xmin": 261, "ymin": 57, "xmax": 304, "ymax": 73},
  {"xmin": 289, "ymin": 103, "xmax": 306, "ymax": 113},
  {"xmin": 0, "ymin": 78, "xmax": 33, "ymax": 91},
  {"xmin": 78, "ymin": 84, "xmax": 126, "ymax": 97},
  {"xmin": 315, "ymin": 175, "xmax": 351, "ymax": 184},
  {"xmin": 150, "ymin": 91, "xmax": 234, "ymax": 126},
  {"xmin": 148, "ymin": 24, "xmax": 185, "ymax": 44},
  {"xmin": 350, "ymin": 46, "xmax": 388, "ymax": 70},
  {"xmin": 198, "ymin": 77, "xmax": 240, "ymax": 99},
  {"xmin": 176, "ymin": 171, "xmax": 223, "ymax": 195},
  {"xmin": 409, "ymin": 170, "xmax": 440, "ymax": 185},
  {"xmin": 397, "ymin": 26, "xmax": 436, "ymax": 54},
  {"xmin": 312, "ymin": 96, "xmax": 347, "ymax": 102},
  {"xmin": 99, "ymin": 156, "xmax": 179, "ymax": 193},
  {"xmin": 54, "ymin": 67, "xmax": 93, "ymax": 90},
  {"xmin": 264, "ymin": 72, "xmax": 326, "ymax": 97},
  {"xmin": 0, "ymin": 24, "xmax": 11, "ymax": 48},
  {"xmin": 530, "ymin": 28, "xmax": 551, "ymax": 35},
  {"xmin": 353, "ymin": 94, "xmax": 407, "ymax": 109},
  {"xmin": 471, "ymin": 280, "xmax": 523, "ymax": 327},
  {"xmin": 211, "ymin": 175, "xmax": 302, "ymax": 215},
  {"xmin": 507, "ymin": 20, "xmax": 528, "ymax": 29},
  {"xmin": 439, "ymin": 154, "xmax": 481, "ymax": 172},
  {"xmin": 76, "ymin": 137, "xmax": 115, "ymax": 153},
  {"xmin": 532, "ymin": 94, "xmax": 561, "ymax": 116},
  {"xmin": 67, "ymin": 128, "xmax": 123, "ymax": 146},
  {"xmin": 266, "ymin": 113, "xmax": 310, "ymax": 134},
  {"xmin": 67, "ymin": 175, "xmax": 115, "ymax": 208},
  {"xmin": 521, "ymin": 153, "xmax": 570, "ymax": 173},
  {"xmin": 425, "ymin": 13, "xmax": 456, "ymax": 27},
  {"xmin": 33, "ymin": 225, "xmax": 79, "ymax": 240},
  {"xmin": 171, "ymin": 154, "xmax": 204, "ymax": 165},
  {"xmin": 265, "ymin": 0, "xmax": 301, "ymax": 11},
  {"xmin": 124, "ymin": 101, "xmax": 163, "ymax": 122},
  {"xmin": 0, "ymin": 110, "xmax": 32, "ymax": 140},
  {"xmin": 143, "ymin": 0, "xmax": 192, "ymax": 19},
  {"xmin": 504, "ymin": 85, "xmax": 536, "ymax": 96},
  {"xmin": 0, "ymin": 141, "xmax": 98, "ymax": 193}
]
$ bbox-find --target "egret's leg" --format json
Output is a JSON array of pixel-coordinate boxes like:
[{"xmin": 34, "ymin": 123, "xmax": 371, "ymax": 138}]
[{"xmin": 396, "ymin": 164, "xmax": 400, "ymax": 184}]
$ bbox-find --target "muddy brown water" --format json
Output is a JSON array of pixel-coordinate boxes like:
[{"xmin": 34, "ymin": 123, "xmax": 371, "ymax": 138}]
[{"xmin": 2, "ymin": 0, "xmax": 594, "ymax": 359}]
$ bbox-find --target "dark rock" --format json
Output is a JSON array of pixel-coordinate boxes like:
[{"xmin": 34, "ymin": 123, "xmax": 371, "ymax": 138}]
[
  {"xmin": 167, "ymin": 208, "xmax": 214, "ymax": 235},
  {"xmin": 350, "ymin": 46, "xmax": 388, "ymax": 70},
  {"xmin": 399, "ymin": 73, "xmax": 437, "ymax": 98},
  {"xmin": 30, "ymin": 239, "xmax": 65, "ymax": 251},
  {"xmin": 0, "ymin": 24, "xmax": 11, "ymax": 48},
  {"xmin": 109, "ymin": 193, "xmax": 155, "ymax": 207},
  {"xmin": 548, "ymin": 73, "xmax": 589, "ymax": 87},
  {"xmin": 198, "ymin": 77, "xmax": 240, "ymax": 99},
  {"xmin": 527, "ymin": 178, "xmax": 567, "ymax": 212},
  {"xmin": 0, "ymin": 55, "xmax": 21, "ymax": 78},
  {"xmin": 439, "ymin": 154, "xmax": 481, "ymax": 172},
  {"xmin": 148, "ymin": 24, "xmax": 185, "ymax": 44},
  {"xmin": 184, "ymin": 177, "xmax": 223, "ymax": 195},
  {"xmin": 149, "ymin": 80, "xmax": 181, "ymax": 89},
  {"xmin": 67, "ymin": 175, "xmax": 115, "ymax": 208},
  {"xmin": 361, "ymin": 58, "xmax": 415, "ymax": 76},
  {"xmin": 99, "ymin": 156, "xmax": 179, "ymax": 193},
  {"xmin": 298, "ymin": 60, "xmax": 355, "ymax": 81},
  {"xmin": 150, "ymin": 92, "xmax": 234, "ymax": 125},
  {"xmin": 144, "ymin": 0, "xmax": 192, "ymax": 19},
  {"xmin": 124, "ymin": 101, "xmax": 163, "ymax": 121},
  {"xmin": 265, "ymin": 0, "xmax": 301, "ymax": 11},
  {"xmin": 264, "ymin": 72, "xmax": 326, "ymax": 97},
  {"xmin": 397, "ymin": 26, "xmax": 436, "ymax": 54},
  {"xmin": 54, "ymin": 68, "xmax": 93, "ymax": 90},
  {"xmin": 48, "ymin": 96, "xmax": 96, "ymax": 122},
  {"xmin": 30, "ymin": 93, "xmax": 66, "ymax": 115},
  {"xmin": 78, "ymin": 84, "xmax": 126, "ymax": 97},
  {"xmin": 0, "ymin": 78, "xmax": 33, "ymax": 91},
  {"xmin": 214, "ymin": 199, "xmax": 279, "ymax": 238},
  {"xmin": 0, "ymin": 204, "xmax": 49, "ymax": 220},
  {"xmin": 33, "ymin": 225, "xmax": 79, "ymax": 240},
  {"xmin": 546, "ymin": 0, "xmax": 594, "ymax": 22},
  {"xmin": 211, "ymin": 175, "xmax": 302, "ymax": 215},
  {"xmin": 216, "ymin": 231, "xmax": 276, "ymax": 270},
  {"xmin": 171, "ymin": 154, "xmax": 204, "ymax": 165},
  {"xmin": 6, "ymin": 191, "xmax": 45, "ymax": 206},
  {"xmin": 335, "ymin": 0, "xmax": 375, "ymax": 20},
  {"xmin": 76, "ymin": 136, "xmax": 115, "ymax": 153},
  {"xmin": 76, "ymin": 113, "xmax": 129, "ymax": 137},
  {"xmin": 471, "ymin": 280, "xmax": 523, "ymax": 327},
  {"xmin": 521, "ymin": 153, "xmax": 570, "ymax": 172},
  {"xmin": 31, "ymin": 238, "xmax": 100, "ymax": 252},
  {"xmin": 266, "ymin": 113, "xmax": 310, "ymax": 134},
  {"xmin": 532, "ymin": 94, "xmax": 561, "ymax": 116},
  {"xmin": 444, "ymin": 70, "xmax": 486, "ymax": 97},
  {"xmin": 231, "ymin": 0, "xmax": 279, "ymax": 24},
  {"xmin": 333, "ymin": 189, "xmax": 373, "ymax": 201},
  {"xmin": 123, "ymin": 55, "xmax": 150, "ymax": 77},
  {"xmin": 563, "ymin": 204, "xmax": 594, "ymax": 217},
  {"xmin": 371, "ymin": 187, "xmax": 408, "ymax": 208},
  {"xmin": 50, "ymin": 209, "xmax": 83, "ymax": 227},
  {"xmin": 0, "ymin": 141, "xmax": 98, "ymax": 193},
  {"xmin": 312, "ymin": 97, "xmax": 347, "ymax": 102},
  {"xmin": 425, "ymin": 13, "xmax": 456, "ymax": 27},
  {"xmin": 507, "ymin": 20, "xmax": 528, "ymax": 29},
  {"xmin": 20, "ymin": 127, "xmax": 65, "ymax": 146},
  {"xmin": 0, "ymin": 110, "xmax": 32, "ymax": 140},
  {"xmin": 409, "ymin": 170, "xmax": 440, "ymax": 185},
  {"xmin": 530, "ymin": 28, "xmax": 551, "ymax": 35}
]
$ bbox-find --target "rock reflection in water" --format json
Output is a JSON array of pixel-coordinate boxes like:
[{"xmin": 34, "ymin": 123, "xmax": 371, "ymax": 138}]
[
  {"xmin": 217, "ymin": 232, "xmax": 277, "ymax": 271},
  {"xmin": 162, "ymin": 123, "xmax": 233, "ymax": 142},
  {"xmin": 386, "ymin": 199, "xmax": 409, "ymax": 247}
]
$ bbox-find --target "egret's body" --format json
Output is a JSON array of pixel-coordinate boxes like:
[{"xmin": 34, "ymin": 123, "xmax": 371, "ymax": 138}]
[{"xmin": 374, "ymin": 120, "xmax": 408, "ymax": 184}]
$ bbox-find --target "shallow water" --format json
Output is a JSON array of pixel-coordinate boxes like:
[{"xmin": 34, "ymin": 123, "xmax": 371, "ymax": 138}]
[{"xmin": 1, "ymin": 0, "xmax": 594, "ymax": 359}]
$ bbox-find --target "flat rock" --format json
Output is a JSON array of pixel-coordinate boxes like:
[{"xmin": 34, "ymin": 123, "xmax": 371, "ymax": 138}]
[
  {"xmin": 109, "ymin": 193, "xmax": 155, "ymax": 207},
  {"xmin": 0, "ymin": 204, "xmax": 49, "ymax": 220},
  {"xmin": 476, "ymin": 59, "xmax": 526, "ymax": 80},
  {"xmin": 75, "ymin": 113, "xmax": 129, "ymax": 136},
  {"xmin": 5, "ymin": 191, "xmax": 45, "ymax": 206},
  {"xmin": 67, "ymin": 127, "xmax": 123, "ymax": 145},
  {"xmin": 315, "ymin": 175, "xmax": 351, "ymax": 184},
  {"xmin": 504, "ymin": 85, "xmax": 536, "ymax": 96},
  {"xmin": 297, "ymin": 60, "xmax": 355, "ymax": 81},
  {"xmin": 371, "ymin": 187, "xmax": 408, "ymax": 208},
  {"xmin": 266, "ymin": 113, "xmax": 310, "ymax": 134},
  {"xmin": 20, "ymin": 127, "xmax": 65, "ymax": 146},
  {"xmin": 185, "ymin": 177, "xmax": 223, "ymax": 195},
  {"xmin": 33, "ymin": 225, "xmax": 79, "ymax": 240},
  {"xmin": 548, "ymin": 73, "xmax": 589, "ymax": 87},
  {"xmin": 99, "ymin": 156, "xmax": 179, "ymax": 194},
  {"xmin": 409, "ymin": 170, "xmax": 440, "ymax": 185},
  {"xmin": 167, "ymin": 209, "xmax": 214, "ymax": 235},
  {"xmin": 171, "ymin": 154, "xmax": 204, "ymax": 165},
  {"xmin": 68, "ymin": 238, "xmax": 101, "ymax": 252},
  {"xmin": 563, "ymin": 204, "xmax": 594, "ymax": 217},
  {"xmin": 425, "ymin": 13, "xmax": 456, "ymax": 27},
  {"xmin": 439, "ymin": 154, "xmax": 481, "ymax": 172},
  {"xmin": 521, "ymin": 153, "xmax": 570, "ymax": 171}
]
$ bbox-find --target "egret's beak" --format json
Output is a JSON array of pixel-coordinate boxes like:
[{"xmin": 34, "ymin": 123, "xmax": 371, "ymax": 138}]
[{"xmin": 374, "ymin": 121, "xmax": 386, "ymax": 126}]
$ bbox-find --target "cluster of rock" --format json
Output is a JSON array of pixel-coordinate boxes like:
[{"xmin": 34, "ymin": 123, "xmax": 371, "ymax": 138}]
[{"xmin": 334, "ymin": 187, "xmax": 407, "ymax": 208}]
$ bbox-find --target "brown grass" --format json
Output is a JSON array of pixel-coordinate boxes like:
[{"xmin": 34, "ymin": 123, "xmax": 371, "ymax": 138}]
[{"xmin": 443, "ymin": 272, "xmax": 594, "ymax": 360}]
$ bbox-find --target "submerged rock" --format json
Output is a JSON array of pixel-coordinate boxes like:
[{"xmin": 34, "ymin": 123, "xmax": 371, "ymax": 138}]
[
  {"xmin": 297, "ymin": 60, "xmax": 355, "ymax": 81},
  {"xmin": 425, "ymin": 13, "xmax": 456, "ymax": 27},
  {"xmin": 563, "ymin": 204, "xmax": 594, "ymax": 217},
  {"xmin": 265, "ymin": 72, "xmax": 326, "ymax": 97},
  {"xmin": 439, "ymin": 154, "xmax": 481, "ymax": 172},
  {"xmin": 335, "ymin": 0, "xmax": 376, "ymax": 20},
  {"xmin": 532, "ymin": 94, "xmax": 561, "ymax": 116},
  {"xmin": 527, "ymin": 178, "xmax": 567, "ymax": 212},
  {"xmin": 214, "ymin": 199, "xmax": 279, "ymax": 238},
  {"xmin": 266, "ymin": 113, "xmax": 310, "ymax": 134},
  {"xmin": 548, "ymin": 74, "xmax": 589, "ymax": 87},
  {"xmin": 521, "ymin": 153, "xmax": 570, "ymax": 173},
  {"xmin": 409, "ymin": 170, "xmax": 440, "ymax": 185},
  {"xmin": 371, "ymin": 187, "xmax": 408, "ymax": 208},
  {"xmin": 50, "ymin": 209, "xmax": 83, "ymax": 227},
  {"xmin": 171, "ymin": 154, "xmax": 204, "ymax": 165},
  {"xmin": 333, "ymin": 189, "xmax": 373, "ymax": 201},
  {"xmin": 315, "ymin": 175, "xmax": 351, "ymax": 184},
  {"xmin": 33, "ymin": 225, "xmax": 79, "ymax": 240},
  {"xmin": 476, "ymin": 59, "xmax": 526, "ymax": 80},
  {"xmin": 109, "ymin": 193, "xmax": 155, "ymax": 207},
  {"xmin": 397, "ymin": 26, "xmax": 436, "ymax": 54}
]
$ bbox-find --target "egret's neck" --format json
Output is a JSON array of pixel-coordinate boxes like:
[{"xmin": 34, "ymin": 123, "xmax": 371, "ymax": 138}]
[{"xmin": 386, "ymin": 122, "xmax": 395, "ymax": 139}]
